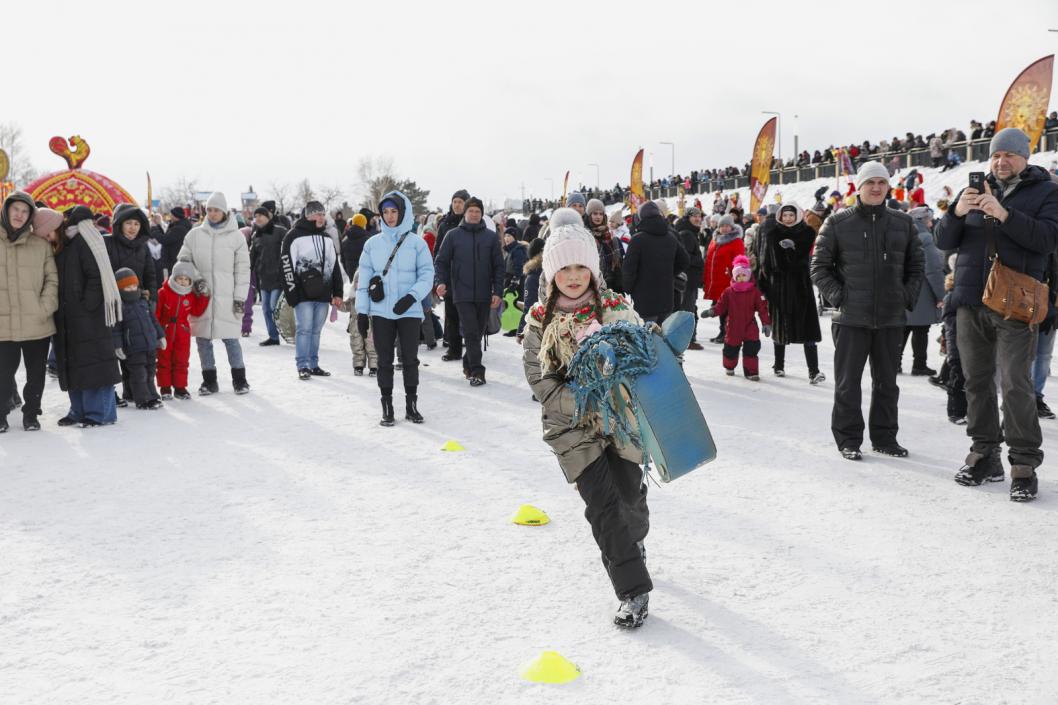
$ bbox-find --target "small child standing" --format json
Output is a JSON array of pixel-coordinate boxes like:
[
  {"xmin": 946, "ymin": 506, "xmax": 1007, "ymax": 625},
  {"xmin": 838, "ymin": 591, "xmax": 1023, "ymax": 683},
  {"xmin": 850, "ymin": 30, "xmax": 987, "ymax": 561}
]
[
  {"xmin": 941, "ymin": 272, "xmax": 967, "ymax": 424},
  {"xmin": 704, "ymin": 254, "xmax": 771, "ymax": 380},
  {"xmin": 113, "ymin": 268, "xmax": 167, "ymax": 409},
  {"xmin": 340, "ymin": 269, "xmax": 378, "ymax": 376},
  {"xmin": 155, "ymin": 261, "xmax": 210, "ymax": 400}
]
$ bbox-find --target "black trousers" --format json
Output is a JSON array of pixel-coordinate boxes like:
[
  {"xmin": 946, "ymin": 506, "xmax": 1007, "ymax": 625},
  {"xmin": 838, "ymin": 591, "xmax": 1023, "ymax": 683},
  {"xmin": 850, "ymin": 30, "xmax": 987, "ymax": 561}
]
[
  {"xmin": 456, "ymin": 301, "xmax": 491, "ymax": 377},
  {"xmin": 0, "ymin": 338, "xmax": 50, "ymax": 419},
  {"xmin": 774, "ymin": 342, "xmax": 819, "ymax": 375},
  {"xmin": 372, "ymin": 316, "xmax": 420, "ymax": 395},
  {"xmin": 680, "ymin": 285, "xmax": 700, "ymax": 342},
  {"xmin": 576, "ymin": 446, "xmax": 652, "ymax": 600},
  {"xmin": 831, "ymin": 323, "xmax": 902, "ymax": 449},
  {"xmin": 125, "ymin": 351, "xmax": 160, "ymax": 404},
  {"xmin": 901, "ymin": 325, "xmax": 930, "ymax": 370},
  {"xmin": 442, "ymin": 295, "xmax": 462, "ymax": 355}
]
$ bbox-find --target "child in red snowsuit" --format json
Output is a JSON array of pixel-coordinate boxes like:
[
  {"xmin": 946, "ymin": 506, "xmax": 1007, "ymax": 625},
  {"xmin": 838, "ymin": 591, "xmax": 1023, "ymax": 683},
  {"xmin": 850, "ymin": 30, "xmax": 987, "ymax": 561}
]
[
  {"xmin": 155, "ymin": 261, "xmax": 210, "ymax": 399},
  {"xmin": 704, "ymin": 255, "xmax": 771, "ymax": 380}
]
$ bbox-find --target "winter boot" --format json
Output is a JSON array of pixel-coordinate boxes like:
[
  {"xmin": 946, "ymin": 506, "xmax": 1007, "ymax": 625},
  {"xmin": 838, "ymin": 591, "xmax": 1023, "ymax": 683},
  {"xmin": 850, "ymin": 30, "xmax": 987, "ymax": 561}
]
[
  {"xmin": 872, "ymin": 443, "xmax": 909, "ymax": 458},
  {"xmin": 405, "ymin": 395, "xmax": 424, "ymax": 424},
  {"xmin": 840, "ymin": 447, "xmax": 862, "ymax": 461},
  {"xmin": 22, "ymin": 414, "xmax": 40, "ymax": 431},
  {"xmin": 198, "ymin": 369, "xmax": 219, "ymax": 396},
  {"xmin": 174, "ymin": 388, "xmax": 191, "ymax": 400},
  {"xmin": 954, "ymin": 449, "xmax": 1004, "ymax": 486},
  {"xmin": 1010, "ymin": 466, "xmax": 1039, "ymax": 502},
  {"xmin": 380, "ymin": 395, "xmax": 396, "ymax": 427},
  {"xmin": 354, "ymin": 367, "xmax": 364, "ymax": 376},
  {"xmin": 232, "ymin": 368, "xmax": 250, "ymax": 395},
  {"xmin": 160, "ymin": 386, "xmax": 173, "ymax": 400},
  {"xmin": 614, "ymin": 593, "xmax": 649, "ymax": 629},
  {"xmin": 773, "ymin": 368, "xmax": 786, "ymax": 377},
  {"xmin": 369, "ymin": 368, "xmax": 378, "ymax": 377},
  {"xmin": 0, "ymin": 416, "xmax": 7, "ymax": 433}
]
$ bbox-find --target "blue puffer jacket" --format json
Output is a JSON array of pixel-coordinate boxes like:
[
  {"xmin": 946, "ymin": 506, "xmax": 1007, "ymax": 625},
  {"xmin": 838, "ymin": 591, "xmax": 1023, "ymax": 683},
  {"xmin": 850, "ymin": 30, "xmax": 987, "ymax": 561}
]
[{"xmin": 356, "ymin": 191, "xmax": 434, "ymax": 321}]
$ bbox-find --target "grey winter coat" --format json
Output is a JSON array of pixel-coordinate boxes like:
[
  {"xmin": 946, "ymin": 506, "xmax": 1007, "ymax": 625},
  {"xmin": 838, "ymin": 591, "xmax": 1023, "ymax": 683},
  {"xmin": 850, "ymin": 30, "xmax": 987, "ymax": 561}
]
[{"xmin": 906, "ymin": 223, "xmax": 945, "ymax": 326}]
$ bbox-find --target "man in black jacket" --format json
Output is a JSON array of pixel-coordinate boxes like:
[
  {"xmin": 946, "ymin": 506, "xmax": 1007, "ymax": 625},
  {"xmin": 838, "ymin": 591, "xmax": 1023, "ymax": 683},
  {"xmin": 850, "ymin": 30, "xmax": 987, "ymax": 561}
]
[
  {"xmin": 339, "ymin": 213, "xmax": 369, "ymax": 281},
  {"xmin": 249, "ymin": 207, "xmax": 288, "ymax": 346},
  {"xmin": 934, "ymin": 128, "xmax": 1058, "ymax": 502},
  {"xmin": 433, "ymin": 196, "xmax": 503, "ymax": 386},
  {"xmin": 435, "ymin": 189, "xmax": 469, "ymax": 360},
  {"xmin": 675, "ymin": 207, "xmax": 706, "ymax": 349},
  {"xmin": 621, "ymin": 201, "xmax": 689, "ymax": 323},
  {"xmin": 811, "ymin": 161, "xmax": 924, "ymax": 461},
  {"xmin": 158, "ymin": 207, "xmax": 191, "ymax": 275}
]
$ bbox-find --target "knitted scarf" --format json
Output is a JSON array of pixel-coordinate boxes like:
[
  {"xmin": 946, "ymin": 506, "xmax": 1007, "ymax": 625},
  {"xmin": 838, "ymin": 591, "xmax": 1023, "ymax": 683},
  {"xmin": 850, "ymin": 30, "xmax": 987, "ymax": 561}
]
[
  {"xmin": 538, "ymin": 291, "xmax": 598, "ymax": 373},
  {"xmin": 72, "ymin": 220, "xmax": 123, "ymax": 327}
]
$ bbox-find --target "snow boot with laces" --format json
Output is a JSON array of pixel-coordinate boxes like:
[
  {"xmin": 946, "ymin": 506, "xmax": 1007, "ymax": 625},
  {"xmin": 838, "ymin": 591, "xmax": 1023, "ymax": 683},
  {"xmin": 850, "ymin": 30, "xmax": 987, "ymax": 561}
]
[
  {"xmin": 954, "ymin": 449, "xmax": 1004, "ymax": 486},
  {"xmin": 614, "ymin": 593, "xmax": 649, "ymax": 629},
  {"xmin": 1010, "ymin": 466, "xmax": 1038, "ymax": 502}
]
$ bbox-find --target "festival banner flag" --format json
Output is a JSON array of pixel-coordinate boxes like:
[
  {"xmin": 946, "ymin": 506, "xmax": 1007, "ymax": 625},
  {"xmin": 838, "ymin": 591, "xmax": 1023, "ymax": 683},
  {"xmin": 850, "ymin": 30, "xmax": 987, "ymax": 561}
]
[
  {"xmin": 629, "ymin": 148, "xmax": 645, "ymax": 213},
  {"xmin": 749, "ymin": 117, "xmax": 777, "ymax": 214},
  {"xmin": 996, "ymin": 55, "xmax": 1054, "ymax": 149},
  {"xmin": 561, "ymin": 170, "xmax": 570, "ymax": 206}
]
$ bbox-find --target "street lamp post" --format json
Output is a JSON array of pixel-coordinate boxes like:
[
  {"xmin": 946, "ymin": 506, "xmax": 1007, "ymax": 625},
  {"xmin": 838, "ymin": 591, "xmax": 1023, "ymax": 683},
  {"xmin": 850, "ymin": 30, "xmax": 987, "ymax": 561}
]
[
  {"xmin": 588, "ymin": 163, "xmax": 600, "ymax": 190},
  {"xmin": 660, "ymin": 141, "xmax": 675, "ymax": 179}
]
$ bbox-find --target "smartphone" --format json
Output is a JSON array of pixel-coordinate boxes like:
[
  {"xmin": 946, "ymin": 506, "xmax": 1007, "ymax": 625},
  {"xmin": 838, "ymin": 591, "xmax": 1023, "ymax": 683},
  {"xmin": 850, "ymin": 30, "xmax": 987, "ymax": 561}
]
[{"xmin": 968, "ymin": 172, "xmax": 986, "ymax": 193}]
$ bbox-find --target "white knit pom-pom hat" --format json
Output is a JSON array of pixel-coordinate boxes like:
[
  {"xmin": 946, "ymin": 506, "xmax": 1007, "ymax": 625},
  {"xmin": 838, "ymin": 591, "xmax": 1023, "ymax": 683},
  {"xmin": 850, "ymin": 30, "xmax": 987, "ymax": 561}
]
[{"xmin": 542, "ymin": 218, "xmax": 602, "ymax": 286}]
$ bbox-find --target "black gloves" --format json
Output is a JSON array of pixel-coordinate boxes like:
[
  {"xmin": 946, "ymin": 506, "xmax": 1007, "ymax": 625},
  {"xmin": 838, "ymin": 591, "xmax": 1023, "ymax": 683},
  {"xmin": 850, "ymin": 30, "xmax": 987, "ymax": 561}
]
[
  {"xmin": 357, "ymin": 314, "xmax": 370, "ymax": 338},
  {"xmin": 392, "ymin": 294, "xmax": 417, "ymax": 315}
]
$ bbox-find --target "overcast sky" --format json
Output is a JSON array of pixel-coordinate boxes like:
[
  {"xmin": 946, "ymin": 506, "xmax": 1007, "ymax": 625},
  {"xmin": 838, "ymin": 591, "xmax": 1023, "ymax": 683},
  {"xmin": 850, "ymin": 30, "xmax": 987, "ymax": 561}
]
[{"xmin": 6, "ymin": 0, "xmax": 1057, "ymax": 212}]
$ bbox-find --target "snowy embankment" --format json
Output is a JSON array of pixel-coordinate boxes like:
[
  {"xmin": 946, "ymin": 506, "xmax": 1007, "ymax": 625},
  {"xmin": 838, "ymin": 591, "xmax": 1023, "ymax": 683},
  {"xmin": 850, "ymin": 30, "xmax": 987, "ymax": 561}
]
[{"xmin": 2, "ymin": 299, "xmax": 1058, "ymax": 705}]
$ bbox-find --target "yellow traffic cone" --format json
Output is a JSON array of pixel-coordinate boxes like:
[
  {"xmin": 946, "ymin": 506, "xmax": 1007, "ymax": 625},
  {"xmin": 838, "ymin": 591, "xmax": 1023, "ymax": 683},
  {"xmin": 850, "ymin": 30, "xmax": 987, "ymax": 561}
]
[
  {"xmin": 441, "ymin": 440, "xmax": 465, "ymax": 452},
  {"xmin": 511, "ymin": 504, "xmax": 550, "ymax": 526},
  {"xmin": 519, "ymin": 650, "xmax": 581, "ymax": 684}
]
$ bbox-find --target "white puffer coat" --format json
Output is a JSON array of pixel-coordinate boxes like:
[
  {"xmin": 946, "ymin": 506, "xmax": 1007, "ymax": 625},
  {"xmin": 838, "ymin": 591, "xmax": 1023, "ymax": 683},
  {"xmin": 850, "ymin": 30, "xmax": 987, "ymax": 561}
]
[{"xmin": 177, "ymin": 216, "xmax": 251, "ymax": 339}]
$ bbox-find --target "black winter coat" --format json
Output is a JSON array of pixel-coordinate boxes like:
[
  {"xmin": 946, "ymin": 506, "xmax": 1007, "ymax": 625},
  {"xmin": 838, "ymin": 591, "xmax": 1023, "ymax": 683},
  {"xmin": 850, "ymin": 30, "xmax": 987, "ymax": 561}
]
[
  {"xmin": 280, "ymin": 219, "xmax": 343, "ymax": 306},
  {"xmin": 340, "ymin": 225, "xmax": 369, "ymax": 279},
  {"xmin": 674, "ymin": 216, "xmax": 705, "ymax": 284},
  {"xmin": 756, "ymin": 214, "xmax": 821, "ymax": 344},
  {"xmin": 107, "ymin": 211, "xmax": 158, "ymax": 300},
  {"xmin": 54, "ymin": 235, "xmax": 121, "ymax": 391},
  {"xmin": 810, "ymin": 201, "xmax": 924, "ymax": 329},
  {"xmin": 622, "ymin": 213, "xmax": 690, "ymax": 317},
  {"xmin": 433, "ymin": 220, "xmax": 505, "ymax": 304},
  {"xmin": 934, "ymin": 165, "xmax": 1058, "ymax": 309},
  {"xmin": 249, "ymin": 221, "xmax": 287, "ymax": 291},
  {"xmin": 114, "ymin": 294, "xmax": 165, "ymax": 354},
  {"xmin": 158, "ymin": 217, "xmax": 192, "ymax": 273},
  {"xmin": 434, "ymin": 210, "xmax": 462, "ymax": 260}
]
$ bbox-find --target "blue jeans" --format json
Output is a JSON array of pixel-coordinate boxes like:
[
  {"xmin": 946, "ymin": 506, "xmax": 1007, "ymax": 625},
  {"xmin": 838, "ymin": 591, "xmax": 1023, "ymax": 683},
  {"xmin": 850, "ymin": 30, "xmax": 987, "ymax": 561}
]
[
  {"xmin": 1034, "ymin": 327, "xmax": 1055, "ymax": 397},
  {"xmin": 295, "ymin": 301, "xmax": 329, "ymax": 369},
  {"xmin": 67, "ymin": 386, "xmax": 117, "ymax": 424},
  {"xmin": 261, "ymin": 289, "xmax": 283, "ymax": 342},
  {"xmin": 196, "ymin": 337, "xmax": 245, "ymax": 371}
]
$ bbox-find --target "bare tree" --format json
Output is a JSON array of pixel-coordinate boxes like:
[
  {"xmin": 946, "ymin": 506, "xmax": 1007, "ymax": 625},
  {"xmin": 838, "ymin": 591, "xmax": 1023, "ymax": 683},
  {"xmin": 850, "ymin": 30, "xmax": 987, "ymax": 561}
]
[
  {"xmin": 357, "ymin": 156, "xmax": 399, "ymax": 211},
  {"xmin": 295, "ymin": 178, "xmax": 315, "ymax": 211},
  {"xmin": 158, "ymin": 177, "xmax": 200, "ymax": 211},
  {"xmin": 0, "ymin": 122, "xmax": 39, "ymax": 185},
  {"xmin": 266, "ymin": 180, "xmax": 292, "ymax": 215},
  {"xmin": 317, "ymin": 184, "xmax": 345, "ymax": 212}
]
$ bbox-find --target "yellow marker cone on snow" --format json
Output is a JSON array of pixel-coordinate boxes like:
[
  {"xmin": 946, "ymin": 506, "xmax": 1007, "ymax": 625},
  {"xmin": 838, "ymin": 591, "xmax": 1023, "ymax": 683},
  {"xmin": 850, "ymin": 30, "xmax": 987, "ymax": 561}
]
[
  {"xmin": 511, "ymin": 504, "xmax": 550, "ymax": 526},
  {"xmin": 441, "ymin": 440, "xmax": 465, "ymax": 452},
  {"xmin": 519, "ymin": 650, "xmax": 581, "ymax": 684}
]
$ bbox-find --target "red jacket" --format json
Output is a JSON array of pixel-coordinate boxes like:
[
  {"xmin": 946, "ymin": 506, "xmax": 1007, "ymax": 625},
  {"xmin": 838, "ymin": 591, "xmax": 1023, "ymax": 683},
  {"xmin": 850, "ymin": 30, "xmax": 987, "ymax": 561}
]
[
  {"xmin": 713, "ymin": 281, "xmax": 771, "ymax": 346},
  {"xmin": 703, "ymin": 235, "xmax": 745, "ymax": 300},
  {"xmin": 156, "ymin": 281, "xmax": 210, "ymax": 347}
]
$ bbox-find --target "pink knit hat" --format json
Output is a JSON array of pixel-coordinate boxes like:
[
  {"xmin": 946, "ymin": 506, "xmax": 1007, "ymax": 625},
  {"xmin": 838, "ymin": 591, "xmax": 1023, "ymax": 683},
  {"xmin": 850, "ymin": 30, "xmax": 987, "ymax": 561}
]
[
  {"xmin": 31, "ymin": 208, "xmax": 63, "ymax": 238},
  {"xmin": 542, "ymin": 215, "xmax": 602, "ymax": 286},
  {"xmin": 731, "ymin": 254, "xmax": 751, "ymax": 279}
]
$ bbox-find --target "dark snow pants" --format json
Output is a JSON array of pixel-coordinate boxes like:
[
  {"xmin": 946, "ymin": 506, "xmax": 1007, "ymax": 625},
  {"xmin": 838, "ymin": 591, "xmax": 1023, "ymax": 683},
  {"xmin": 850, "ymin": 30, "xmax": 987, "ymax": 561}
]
[
  {"xmin": 372, "ymin": 316, "xmax": 420, "ymax": 395},
  {"xmin": 0, "ymin": 337, "xmax": 49, "ymax": 420},
  {"xmin": 831, "ymin": 323, "xmax": 902, "ymax": 450},
  {"xmin": 125, "ymin": 351, "xmax": 160, "ymax": 405},
  {"xmin": 456, "ymin": 301, "xmax": 490, "ymax": 378},
  {"xmin": 442, "ymin": 295, "xmax": 461, "ymax": 356},
  {"xmin": 576, "ymin": 446, "xmax": 652, "ymax": 600}
]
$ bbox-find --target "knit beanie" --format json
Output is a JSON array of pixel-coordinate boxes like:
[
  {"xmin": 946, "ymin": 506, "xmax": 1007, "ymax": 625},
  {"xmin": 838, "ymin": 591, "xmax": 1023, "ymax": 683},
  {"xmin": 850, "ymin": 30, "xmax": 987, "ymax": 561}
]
[
  {"xmin": 32, "ymin": 208, "xmax": 63, "ymax": 237},
  {"xmin": 351, "ymin": 213, "xmax": 368, "ymax": 229},
  {"xmin": 542, "ymin": 221, "xmax": 601, "ymax": 285},
  {"xmin": 205, "ymin": 192, "xmax": 228, "ymax": 211},
  {"xmin": 585, "ymin": 198, "xmax": 606, "ymax": 216},
  {"xmin": 717, "ymin": 213, "xmax": 735, "ymax": 228},
  {"xmin": 504, "ymin": 225, "xmax": 520, "ymax": 238},
  {"xmin": 253, "ymin": 206, "xmax": 270, "ymax": 218},
  {"xmin": 304, "ymin": 200, "xmax": 325, "ymax": 216},
  {"xmin": 638, "ymin": 201, "xmax": 662, "ymax": 221},
  {"xmin": 115, "ymin": 267, "xmax": 139, "ymax": 290},
  {"xmin": 464, "ymin": 196, "xmax": 484, "ymax": 213},
  {"xmin": 731, "ymin": 255, "xmax": 751, "ymax": 280},
  {"xmin": 685, "ymin": 206, "xmax": 703, "ymax": 218},
  {"xmin": 854, "ymin": 161, "xmax": 891, "ymax": 190},
  {"xmin": 452, "ymin": 189, "xmax": 471, "ymax": 203},
  {"xmin": 989, "ymin": 127, "xmax": 1031, "ymax": 159},
  {"xmin": 549, "ymin": 207, "xmax": 583, "ymax": 229},
  {"xmin": 567, "ymin": 192, "xmax": 586, "ymax": 208},
  {"xmin": 170, "ymin": 206, "xmax": 186, "ymax": 219}
]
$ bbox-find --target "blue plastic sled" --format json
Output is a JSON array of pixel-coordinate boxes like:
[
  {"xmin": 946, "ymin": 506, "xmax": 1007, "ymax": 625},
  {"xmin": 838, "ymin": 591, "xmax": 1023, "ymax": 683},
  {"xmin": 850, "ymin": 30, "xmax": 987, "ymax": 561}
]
[{"xmin": 632, "ymin": 311, "xmax": 717, "ymax": 482}]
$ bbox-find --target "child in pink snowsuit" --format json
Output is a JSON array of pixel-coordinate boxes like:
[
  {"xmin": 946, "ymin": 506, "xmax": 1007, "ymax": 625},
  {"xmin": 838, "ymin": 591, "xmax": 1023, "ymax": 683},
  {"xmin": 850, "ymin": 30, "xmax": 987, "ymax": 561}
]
[{"xmin": 705, "ymin": 255, "xmax": 771, "ymax": 380}]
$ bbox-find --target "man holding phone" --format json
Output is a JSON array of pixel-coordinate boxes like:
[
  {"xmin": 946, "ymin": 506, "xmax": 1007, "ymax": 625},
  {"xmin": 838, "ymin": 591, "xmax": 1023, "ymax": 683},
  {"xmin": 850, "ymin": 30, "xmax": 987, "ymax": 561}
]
[{"xmin": 935, "ymin": 127, "xmax": 1058, "ymax": 502}]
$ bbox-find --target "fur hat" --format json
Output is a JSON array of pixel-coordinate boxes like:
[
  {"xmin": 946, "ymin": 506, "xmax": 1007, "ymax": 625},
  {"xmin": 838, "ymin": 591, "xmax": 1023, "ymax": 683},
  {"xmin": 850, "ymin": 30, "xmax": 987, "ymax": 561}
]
[
  {"xmin": 585, "ymin": 198, "xmax": 606, "ymax": 216},
  {"xmin": 31, "ymin": 208, "xmax": 63, "ymax": 236},
  {"xmin": 542, "ymin": 221, "xmax": 601, "ymax": 286},
  {"xmin": 854, "ymin": 161, "xmax": 891, "ymax": 190},
  {"xmin": 731, "ymin": 255, "xmax": 752, "ymax": 280},
  {"xmin": 115, "ymin": 267, "xmax": 139, "ymax": 290},
  {"xmin": 205, "ymin": 192, "xmax": 228, "ymax": 211}
]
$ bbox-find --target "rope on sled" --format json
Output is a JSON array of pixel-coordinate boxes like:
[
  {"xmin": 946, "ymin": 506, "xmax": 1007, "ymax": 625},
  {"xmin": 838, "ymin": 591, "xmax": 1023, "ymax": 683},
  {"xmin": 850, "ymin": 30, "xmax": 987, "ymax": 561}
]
[{"xmin": 566, "ymin": 321, "xmax": 658, "ymax": 450}]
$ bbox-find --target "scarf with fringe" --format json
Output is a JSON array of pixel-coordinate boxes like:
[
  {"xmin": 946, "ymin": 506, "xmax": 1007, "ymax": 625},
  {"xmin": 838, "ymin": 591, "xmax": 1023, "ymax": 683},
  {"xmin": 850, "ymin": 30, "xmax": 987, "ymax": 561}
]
[{"xmin": 70, "ymin": 220, "xmax": 123, "ymax": 327}]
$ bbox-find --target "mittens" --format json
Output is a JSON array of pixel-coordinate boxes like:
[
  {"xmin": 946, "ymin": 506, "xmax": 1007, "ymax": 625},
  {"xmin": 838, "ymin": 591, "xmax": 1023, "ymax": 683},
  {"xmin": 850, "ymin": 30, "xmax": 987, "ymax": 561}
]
[
  {"xmin": 392, "ymin": 294, "xmax": 416, "ymax": 315},
  {"xmin": 233, "ymin": 300, "xmax": 244, "ymax": 315},
  {"xmin": 700, "ymin": 308, "xmax": 717, "ymax": 318},
  {"xmin": 193, "ymin": 279, "xmax": 210, "ymax": 296},
  {"xmin": 357, "ymin": 314, "xmax": 370, "ymax": 338},
  {"xmin": 115, "ymin": 348, "xmax": 126, "ymax": 360}
]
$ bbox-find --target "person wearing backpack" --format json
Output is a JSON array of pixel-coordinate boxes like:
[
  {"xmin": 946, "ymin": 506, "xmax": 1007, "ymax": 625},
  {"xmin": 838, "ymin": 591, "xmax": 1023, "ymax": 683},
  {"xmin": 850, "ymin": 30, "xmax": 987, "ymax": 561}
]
[{"xmin": 280, "ymin": 200, "xmax": 344, "ymax": 381}]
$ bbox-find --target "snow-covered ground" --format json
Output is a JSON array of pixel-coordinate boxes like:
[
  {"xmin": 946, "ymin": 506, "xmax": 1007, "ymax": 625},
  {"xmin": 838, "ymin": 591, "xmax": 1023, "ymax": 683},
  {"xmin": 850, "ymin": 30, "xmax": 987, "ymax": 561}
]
[{"xmin": 3, "ymin": 299, "xmax": 1058, "ymax": 705}]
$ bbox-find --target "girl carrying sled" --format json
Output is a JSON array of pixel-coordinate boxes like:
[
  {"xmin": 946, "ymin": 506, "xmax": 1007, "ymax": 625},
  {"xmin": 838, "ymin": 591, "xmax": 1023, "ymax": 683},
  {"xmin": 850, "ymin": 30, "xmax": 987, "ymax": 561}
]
[{"xmin": 521, "ymin": 209, "xmax": 652, "ymax": 629}]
